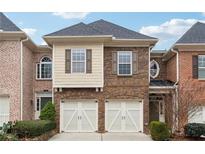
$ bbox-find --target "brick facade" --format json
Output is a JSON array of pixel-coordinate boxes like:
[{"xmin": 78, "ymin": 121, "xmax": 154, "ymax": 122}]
[
  {"xmin": 166, "ymin": 55, "xmax": 177, "ymax": 82},
  {"xmin": 0, "ymin": 41, "xmax": 21, "ymax": 121},
  {"xmin": 22, "ymin": 45, "xmax": 34, "ymax": 120},
  {"xmin": 54, "ymin": 47, "xmax": 150, "ymax": 133}
]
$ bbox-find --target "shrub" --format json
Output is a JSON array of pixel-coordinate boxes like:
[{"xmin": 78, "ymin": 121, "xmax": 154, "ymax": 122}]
[
  {"xmin": 13, "ymin": 120, "xmax": 56, "ymax": 138},
  {"xmin": 39, "ymin": 102, "xmax": 56, "ymax": 121},
  {"xmin": 184, "ymin": 123, "xmax": 205, "ymax": 138},
  {"xmin": 0, "ymin": 134, "xmax": 18, "ymax": 141},
  {"xmin": 149, "ymin": 121, "xmax": 171, "ymax": 141}
]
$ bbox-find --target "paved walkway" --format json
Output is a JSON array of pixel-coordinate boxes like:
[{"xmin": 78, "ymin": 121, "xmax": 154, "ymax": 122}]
[{"xmin": 49, "ymin": 133, "xmax": 152, "ymax": 141}]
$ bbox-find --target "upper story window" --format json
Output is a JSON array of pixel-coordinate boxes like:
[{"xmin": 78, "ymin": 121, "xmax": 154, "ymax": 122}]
[
  {"xmin": 36, "ymin": 56, "xmax": 52, "ymax": 80},
  {"xmin": 71, "ymin": 49, "xmax": 86, "ymax": 73},
  {"xmin": 150, "ymin": 60, "xmax": 160, "ymax": 79},
  {"xmin": 117, "ymin": 51, "xmax": 132, "ymax": 75},
  {"xmin": 198, "ymin": 55, "xmax": 205, "ymax": 78}
]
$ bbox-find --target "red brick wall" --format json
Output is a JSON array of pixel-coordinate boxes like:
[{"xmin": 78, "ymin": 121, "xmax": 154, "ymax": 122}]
[
  {"xmin": 166, "ymin": 55, "xmax": 177, "ymax": 82},
  {"xmin": 179, "ymin": 51, "xmax": 205, "ymax": 98},
  {"xmin": 0, "ymin": 41, "xmax": 21, "ymax": 121},
  {"xmin": 22, "ymin": 46, "xmax": 34, "ymax": 120}
]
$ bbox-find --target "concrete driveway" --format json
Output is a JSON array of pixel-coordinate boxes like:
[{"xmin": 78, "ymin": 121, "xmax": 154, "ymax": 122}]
[{"xmin": 49, "ymin": 133, "xmax": 152, "ymax": 141}]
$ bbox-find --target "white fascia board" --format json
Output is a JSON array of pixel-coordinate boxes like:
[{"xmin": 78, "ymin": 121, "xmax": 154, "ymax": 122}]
[{"xmin": 149, "ymin": 86, "xmax": 176, "ymax": 89}]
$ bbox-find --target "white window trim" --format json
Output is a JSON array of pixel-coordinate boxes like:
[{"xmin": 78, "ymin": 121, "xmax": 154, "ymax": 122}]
[
  {"xmin": 117, "ymin": 51, "xmax": 132, "ymax": 76},
  {"xmin": 36, "ymin": 57, "xmax": 52, "ymax": 80},
  {"xmin": 150, "ymin": 60, "xmax": 160, "ymax": 79},
  {"xmin": 71, "ymin": 48, "xmax": 86, "ymax": 74},
  {"xmin": 198, "ymin": 55, "xmax": 205, "ymax": 79}
]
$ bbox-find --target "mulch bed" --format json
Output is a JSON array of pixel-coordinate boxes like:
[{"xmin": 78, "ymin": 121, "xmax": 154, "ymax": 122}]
[
  {"xmin": 20, "ymin": 129, "xmax": 57, "ymax": 141},
  {"xmin": 171, "ymin": 135, "xmax": 205, "ymax": 141}
]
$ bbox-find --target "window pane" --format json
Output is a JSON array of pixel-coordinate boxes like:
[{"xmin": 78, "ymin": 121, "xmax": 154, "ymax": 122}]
[
  {"xmin": 37, "ymin": 64, "xmax": 40, "ymax": 79},
  {"xmin": 41, "ymin": 64, "xmax": 52, "ymax": 78},
  {"xmin": 72, "ymin": 62, "xmax": 85, "ymax": 73},
  {"xmin": 119, "ymin": 52, "xmax": 131, "ymax": 63},
  {"xmin": 198, "ymin": 55, "xmax": 205, "ymax": 67},
  {"xmin": 119, "ymin": 64, "xmax": 131, "ymax": 75},
  {"xmin": 40, "ymin": 97, "xmax": 52, "ymax": 110},
  {"xmin": 199, "ymin": 68, "xmax": 205, "ymax": 78},
  {"xmin": 41, "ymin": 57, "xmax": 51, "ymax": 62},
  {"xmin": 72, "ymin": 52, "xmax": 85, "ymax": 61}
]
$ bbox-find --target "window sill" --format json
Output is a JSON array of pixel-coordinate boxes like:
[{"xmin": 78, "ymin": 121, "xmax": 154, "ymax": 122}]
[
  {"xmin": 117, "ymin": 74, "xmax": 133, "ymax": 77},
  {"xmin": 198, "ymin": 78, "xmax": 205, "ymax": 80},
  {"xmin": 36, "ymin": 78, "xmax": 52, "ymax": 81}
]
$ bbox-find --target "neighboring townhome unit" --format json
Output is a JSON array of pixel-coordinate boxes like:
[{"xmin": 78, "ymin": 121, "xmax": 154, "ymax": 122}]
[
  {"xmin": 166, "ymin": 22, "xmax": 205, "ymax": 131},
  {"xmin": 44, "ymin": 19, "xmax": 158, "ymax": 133},
  {"xmin": 0, "ymin": 13, "xmax": 52, "ymax": 126}
]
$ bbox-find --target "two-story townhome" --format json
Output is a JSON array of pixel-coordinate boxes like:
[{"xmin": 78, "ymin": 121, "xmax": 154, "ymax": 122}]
[
  {"xmin": 43, "ymin": 20, "xmax": 158, "ymax": 133},
  {"xmin": 0, "ymin": 13, "xmax": 52, "ymax": 126}
]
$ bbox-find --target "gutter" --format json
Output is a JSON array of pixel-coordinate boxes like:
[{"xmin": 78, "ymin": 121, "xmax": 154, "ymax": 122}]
[{"xmin": 20, "ymin": 37, "xmax": 29, "ymax": 120}]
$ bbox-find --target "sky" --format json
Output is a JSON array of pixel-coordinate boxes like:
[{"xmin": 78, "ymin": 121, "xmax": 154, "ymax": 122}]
[{"xmin": 5, "ymin": 12, "xmax": 205, "ymax": 50}]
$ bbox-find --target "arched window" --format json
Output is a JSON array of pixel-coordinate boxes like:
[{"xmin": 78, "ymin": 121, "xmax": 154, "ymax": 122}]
[
  {"xmin": 150, "ymin": 60, "xmax": 160, "ymax": 79},
  {"xmin": 36, "ymin": 56, "xmax": 52, "ymax": 79}
]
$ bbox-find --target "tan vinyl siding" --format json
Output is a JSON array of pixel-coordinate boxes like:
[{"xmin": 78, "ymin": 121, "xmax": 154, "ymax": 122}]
[{"xmin": 53, "ymin": 43, "xmax": 103, "ymax": 88}]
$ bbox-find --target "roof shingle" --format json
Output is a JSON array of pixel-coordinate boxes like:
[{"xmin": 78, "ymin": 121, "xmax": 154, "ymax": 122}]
[
  {"xmin": 176, "ymin": 22, "xmax": 205, "ymax": 44},
  {"xmin": 45, "ymin": 22, "xmax": 104, "ymax": 36},
  {"xmin": 0, "ymin": 12, "xmax": 22, "ymax": 32},
  {"xmin": 45, "ymin": 19, "xmax": 157, "ymax": 40}
]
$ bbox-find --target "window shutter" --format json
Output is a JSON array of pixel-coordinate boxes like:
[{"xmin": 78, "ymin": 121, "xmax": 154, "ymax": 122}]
[
  {"xmin": 65, "ymin": 49, "xmax": 71, "ymax": 73},
  {"xmin": 36, "ymin": 63, "xmax": 40, "ymax": 79},
  {"xmin": 86, "ymin": 49, "xmax": 92, "ymax": 73},
  {"xmin": 112, "ymin": 51, "xmax": 117, "ymax": 74},
  {"xmin": 192, "ymin": 55, "xmax": 198, "ymax": 79},
  {"xmin": 132, "ymin": 51, "xmax": 138, "ymax": 74}
]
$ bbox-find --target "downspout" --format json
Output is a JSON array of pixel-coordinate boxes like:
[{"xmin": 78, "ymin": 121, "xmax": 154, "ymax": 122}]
[
  {"xmin": 149, "ymin": 46, "xmax": 154, "ymax": 83},
  {"xmin": 20, "ymin": 37, "xmax": 28, "ymax": 120},
  {"xmin": 171, "ymin": 48, "xmax": 179, "ymax": 132}
]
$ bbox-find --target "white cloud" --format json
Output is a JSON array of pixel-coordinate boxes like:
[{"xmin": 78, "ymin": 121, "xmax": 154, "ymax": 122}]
[
  {"xmin": 22, "ymin": 28, "xmax": 37, "ymax": 36},
  {"xmin": 139, "ymin": 18, "xmax": 205, "ymax": 49},
  {"xmin": 52, "ymin": 12, "xmax": 89, "ymax": 19}
]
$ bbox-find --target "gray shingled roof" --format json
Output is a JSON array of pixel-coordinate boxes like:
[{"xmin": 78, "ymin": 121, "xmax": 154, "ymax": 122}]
[
  {"xmin": 88, "ymin": 19, "xmax": 156, "ymax": 39},
  {"xmin": 176, "ymin": 22, "xmax": 205, "ymax": 44},
  {"xmin": 0, "ymin": 12, "xmax": 22, "ymax": 31},
  {"xmin": 45, "ymin": 22, "xmax": 104, "ymax": 36},
  {"xmin": 45, "ymin": 19, "xmax": 157, "ymax": 40},
  {"xmin": 150, "ymin": 80, "xmax": 175, "ymax": 87}
]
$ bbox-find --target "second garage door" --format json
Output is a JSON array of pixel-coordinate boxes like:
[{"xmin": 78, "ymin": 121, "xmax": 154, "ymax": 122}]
[
  {"xmin": 105, "ymin": 100, "xmax": 143, "ymax": 132},
  {"xmin": 0, "ymin": 96, "xmax": 9, "ymax": 127},
  {"xmin": 60, "ymin": 100, "xmax": 98, "ymax": 132}
]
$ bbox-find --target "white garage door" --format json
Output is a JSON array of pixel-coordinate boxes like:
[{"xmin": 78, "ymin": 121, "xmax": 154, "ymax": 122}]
[
  {"xmin": 105, "ymin": 100, "xmax": 143, "ymax": 132},
  {"xmin": 0, "ymin": 96, "xmax": 9, "ymax": 126},
  {"xmin": 60, "ymin": 100, "xmax": 98, "ymax": 132}
]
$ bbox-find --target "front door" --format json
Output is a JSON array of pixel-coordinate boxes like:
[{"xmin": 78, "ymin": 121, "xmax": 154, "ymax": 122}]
[
  {"xmin": 35, "ymin": 93, "xmax": 52, "ymax": 119},
  {"xmin": 149, "ymin": 101, "xmax": 165, "ymax": 123}
]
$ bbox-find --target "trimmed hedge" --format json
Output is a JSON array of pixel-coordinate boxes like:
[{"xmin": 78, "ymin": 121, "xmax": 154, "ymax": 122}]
[
  {"xmin": 184, "ymin": 123, "xmax": 205, "ymax": 138},
  {"xmin": 149, "ymin": 121, "xmax": 171, "ymax": 141},
  {"xmin": 40, "ymin": 102, "xmax": 56, "ymax": 121},
  {"xmin": 13, "ymin": 120, "xmax": 56, "ymax": 138}
]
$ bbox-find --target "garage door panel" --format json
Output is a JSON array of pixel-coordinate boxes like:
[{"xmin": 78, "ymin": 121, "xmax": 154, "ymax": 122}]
[
  {"xmin": 63, "ymin": 110, "xmax": 78, "ymax": 132},
  {"xmin": 107, "ymin": 110, "xmax": 122, "ymax": 131},
  {"xmin": 81, "ymin": 110, "xmax": 96, "ymax": 132},
  {"xmin": 125, "ymin": 109, "xmax": 140, "ymax": 132},
  {"xmin": 0, "ymin": 97, "xmax": 9, "ymax": 126}
]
